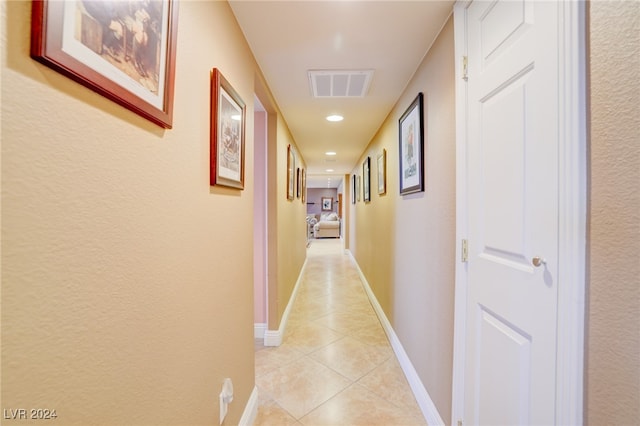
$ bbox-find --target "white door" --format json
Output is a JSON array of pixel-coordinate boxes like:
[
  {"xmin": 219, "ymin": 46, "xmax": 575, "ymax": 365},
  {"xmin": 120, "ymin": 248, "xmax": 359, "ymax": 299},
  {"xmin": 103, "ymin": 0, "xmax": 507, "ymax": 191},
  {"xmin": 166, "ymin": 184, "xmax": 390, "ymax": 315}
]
[{"xmin": 463, "ymin": 1, "xmax": 559, "ymax": 424}]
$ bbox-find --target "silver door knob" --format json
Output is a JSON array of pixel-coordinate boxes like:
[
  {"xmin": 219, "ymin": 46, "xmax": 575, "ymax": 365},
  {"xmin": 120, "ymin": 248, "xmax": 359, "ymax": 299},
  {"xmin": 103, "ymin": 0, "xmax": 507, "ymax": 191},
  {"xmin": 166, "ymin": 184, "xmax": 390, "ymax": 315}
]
[{"xmin": 532, "ymin": 257, "xmax": 546, "ymax": 267}]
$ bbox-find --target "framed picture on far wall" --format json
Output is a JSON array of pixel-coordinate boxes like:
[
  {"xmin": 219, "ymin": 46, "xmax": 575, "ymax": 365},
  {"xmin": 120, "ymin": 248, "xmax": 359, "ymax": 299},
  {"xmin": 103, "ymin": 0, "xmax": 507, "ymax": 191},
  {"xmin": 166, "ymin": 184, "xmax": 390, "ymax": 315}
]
[
  {"xmin": 352, "ymin": 174, "xmax": 357, "ymax": 204},
  {"xmin": 210, "ymin": 68, "xmax": 246, "ymax": 189},
  {"xmin": 286, "ymin": 145, "xmax": 295, "ymax": 200},
  {"xmin": 377, "ymin": 149, "xmax": 387, "ymax": 195},
  {"xmin": 30, "ymin": 0, "xmax": 179, "ymax": 128},
  {"xmin": 363, "ymin": 156, "xmax": 371, "ymax": 202},
  {"xmin": 399, "ymin": 93, "xmax": 424, "ymax": 195},
  {"xmin": 321, "ymin": 197, "xmax": 333, "ymax": 211},
  {"xmin": 301, "ymin": 169, "xmax": 306, "ymax": 203}
]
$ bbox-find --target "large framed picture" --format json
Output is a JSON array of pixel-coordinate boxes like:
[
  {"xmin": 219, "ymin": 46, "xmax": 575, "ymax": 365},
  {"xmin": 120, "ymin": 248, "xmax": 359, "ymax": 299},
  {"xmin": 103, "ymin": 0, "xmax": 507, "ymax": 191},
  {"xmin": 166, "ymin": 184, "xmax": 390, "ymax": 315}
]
[
  {"xmin": 377, "ymin": 149, "xmax": 386, "ymax": 195},
  {"xmin": 321, "ymin": 197, "xmax": 333, "ymax": 211},
  {"xmin": 363, "ymin": 156, "xmax": 371, "ymax": 202},
  {"xmin": 210, "ymin": 68, "xmax": 246, "ymax": 189},
  {"xmin": 399, "ymin": 93, "xmax": 424, "ymax": 195},
  {"xmin": 287, "ymin": 145, "xmax": 295, "ymax": 200},
  {"xmin": 30, "ymin": 0, "xmax": 179, "ymax": 128}
]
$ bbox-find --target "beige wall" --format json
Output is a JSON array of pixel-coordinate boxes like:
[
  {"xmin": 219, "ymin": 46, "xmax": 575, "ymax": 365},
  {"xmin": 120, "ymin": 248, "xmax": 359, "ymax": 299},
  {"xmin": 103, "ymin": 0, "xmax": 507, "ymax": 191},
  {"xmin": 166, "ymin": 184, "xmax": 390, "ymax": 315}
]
[
  {"xmin": 587, "ymin": 2, "xmax": 640, "ymax": 424},
  {"xmin": 348, "ymin": 17, "xmax": 456, "ymax": 424},
  {"xmin": 1, "ymin": 1, "xmax": 305, "ymax": 424},
  {"xmin": 274, "ymin": 119, "xmax": 308, "ymax": 326}
]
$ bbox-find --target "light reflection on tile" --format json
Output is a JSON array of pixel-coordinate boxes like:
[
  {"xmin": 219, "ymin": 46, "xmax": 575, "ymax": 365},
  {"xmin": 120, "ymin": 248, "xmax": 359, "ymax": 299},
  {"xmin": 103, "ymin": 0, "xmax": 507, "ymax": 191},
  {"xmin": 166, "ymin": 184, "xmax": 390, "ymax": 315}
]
[
  {"xmin": 254, "ymin": 239, "xmax": 427, "ymax": 426},
  {"xmin": 300, "ymin": 383, "xmax": 426, "ymax": 426},
  {"xmin": 309, "ymin": 336, "xmax": 393, "ymax": 381},
  {"xmin": 257, "ymin": 357, "xmax": 352, "ymax": 420}
]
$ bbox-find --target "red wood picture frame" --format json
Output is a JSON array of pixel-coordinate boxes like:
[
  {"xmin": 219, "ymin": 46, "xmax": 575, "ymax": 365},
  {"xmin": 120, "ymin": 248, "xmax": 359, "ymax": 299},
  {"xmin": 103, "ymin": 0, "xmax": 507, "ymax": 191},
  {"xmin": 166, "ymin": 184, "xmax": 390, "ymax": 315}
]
[
  {"xmin": 210, "ymin": 68, "xmax": 246, "ymax": 189},
  {"xmin": 30, "ymin": 0, "xmax": 179, "ymax": 129}
]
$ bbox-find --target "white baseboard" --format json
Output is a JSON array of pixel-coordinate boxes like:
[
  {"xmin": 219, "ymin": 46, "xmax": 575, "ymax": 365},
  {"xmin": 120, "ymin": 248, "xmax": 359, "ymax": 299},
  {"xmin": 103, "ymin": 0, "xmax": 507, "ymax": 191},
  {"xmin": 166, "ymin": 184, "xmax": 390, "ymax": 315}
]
[
  {"xmin": 254, "ymin": 323, "xmax": 267, "ymax": 339},
  {"xmin": 263, "ymin": 329, "xmax": 282, "ymax": 347},
  {"xmin": 263, "ymin": 258, "xmax": 308, "ymax": 347},
  {"xmin": 347, "ymin": 251, "xmax": 445, "ymax": 426},
  {"xmin": 238, "ymin": 386, "xmax": 258, "ymax": 426}
]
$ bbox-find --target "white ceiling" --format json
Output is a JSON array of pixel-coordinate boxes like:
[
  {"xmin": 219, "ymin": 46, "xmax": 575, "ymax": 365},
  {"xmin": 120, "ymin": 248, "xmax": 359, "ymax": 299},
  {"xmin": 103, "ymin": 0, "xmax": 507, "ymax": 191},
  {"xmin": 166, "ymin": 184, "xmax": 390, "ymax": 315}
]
[{"xmin": 229, "ymin": 1, "xmax": 454, "ymax": 188}]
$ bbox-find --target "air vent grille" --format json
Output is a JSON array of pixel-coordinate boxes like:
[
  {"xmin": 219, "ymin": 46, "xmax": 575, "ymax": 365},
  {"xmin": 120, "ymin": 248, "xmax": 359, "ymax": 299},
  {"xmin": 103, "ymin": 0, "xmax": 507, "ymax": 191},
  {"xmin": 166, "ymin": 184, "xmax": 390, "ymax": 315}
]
[{"xmin": 308, "ymin": 70, "xmax": 373, "ymax": 98}]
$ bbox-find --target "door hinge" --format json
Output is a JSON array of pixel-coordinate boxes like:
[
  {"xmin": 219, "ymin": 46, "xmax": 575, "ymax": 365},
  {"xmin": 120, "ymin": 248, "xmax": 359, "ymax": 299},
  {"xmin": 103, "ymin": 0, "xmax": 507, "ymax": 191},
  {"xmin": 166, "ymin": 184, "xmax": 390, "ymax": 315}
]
[
  {"xmin": 462, "ymin": 56, "xmax": 468, "ymax": 81},
  {"xmin": 461, "ymin": 239, "xmax": 468, "ymax": 263}
]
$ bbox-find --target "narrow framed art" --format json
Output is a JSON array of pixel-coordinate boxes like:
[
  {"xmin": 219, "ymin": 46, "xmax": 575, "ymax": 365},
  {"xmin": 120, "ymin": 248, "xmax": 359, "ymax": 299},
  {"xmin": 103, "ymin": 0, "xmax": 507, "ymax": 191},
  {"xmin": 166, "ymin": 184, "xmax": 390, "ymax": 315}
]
[
  {"xmin": 399, "ymin": 93, "xmax": 424, "ymax": 195},
  {"xmin": 363, "ymin": 156, "xmax": 371, "ymax": 202},
  {"xmin": 301, "ymin": 169, "xmax": 306, "ymax": 203},
  {"xmin": 210, "ymin": 68, "xmax": 246, "ymax": 189},
  {"xmin": 287, "ymin": 145, "xmax": 295, "ymax": 200},
  {"xmin": 377, "ymin": 149, "xmax": 387, "ymax": 195},
  {"xmin": 30, "ymin": 0, "xmax": 179, "ymax": 128},
  {"xmin": 351, "ymin": 174, "xmax": 357, "ymax": 204}
]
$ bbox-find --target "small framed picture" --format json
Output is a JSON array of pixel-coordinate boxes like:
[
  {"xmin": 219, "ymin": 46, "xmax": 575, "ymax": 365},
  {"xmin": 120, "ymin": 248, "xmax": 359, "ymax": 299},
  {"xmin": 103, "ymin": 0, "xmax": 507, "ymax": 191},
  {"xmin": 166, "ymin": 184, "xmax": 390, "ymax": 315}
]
[
  {"xmin": 363, "ymin": 156, "xmax": 371, "ymax": 202},
  {"xmin": 377, "ymin": 149, "xmax": 387, "ymax": 195},
  {"xmin": 210, "ymin": 68, "xmax": 246, "ymax": 189},
  {"xmin": 399, "ymin": 93, "xmax": 424, "ymax": 195},
  {"xmin": 321, "ymin": 197, "xmax": 333, "ymax": 211},
  {"xmin": 287, "ymin": 145, "xmax": 295, "ymax": 200},
  {"xmin": 351, "ymin": 174, "xmax": 357, "ymax": 204},
  {"xmin": 301, "ymin": 169, "xmax": 306, "ymax": 203}
]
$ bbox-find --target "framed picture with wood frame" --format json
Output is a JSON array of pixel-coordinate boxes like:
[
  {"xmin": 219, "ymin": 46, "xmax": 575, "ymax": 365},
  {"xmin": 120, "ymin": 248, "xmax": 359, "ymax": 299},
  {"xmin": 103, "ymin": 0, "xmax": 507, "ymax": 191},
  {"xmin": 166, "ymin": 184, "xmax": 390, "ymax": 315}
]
[
  {"xmin": 287, "ymin": 145, "xmax": 295, "ymax": 200},
  {"xmin": 351, "ymin": 174, "xmax": 357, "ymax": 204},
  {"xmin": 377, "ymin": 149, "xmax": 387, "ymax": 195},
  {"xmin": 210, "ymin": 68, "xmax": 246, "ymax": 189},
  {"xmin": 363, "ymin": 156, "xmax": 371, "ymax": 202},
  {"xmin": 301, "ymin": 169, "xmax": 306, "ymax": 203},
  {"xmin": 30, "ymin": 0, "xmax": 179, "ymax": 128},
  {"xmin": 399, "ymin": 93, "xmax": 424, "ymax": 195}
]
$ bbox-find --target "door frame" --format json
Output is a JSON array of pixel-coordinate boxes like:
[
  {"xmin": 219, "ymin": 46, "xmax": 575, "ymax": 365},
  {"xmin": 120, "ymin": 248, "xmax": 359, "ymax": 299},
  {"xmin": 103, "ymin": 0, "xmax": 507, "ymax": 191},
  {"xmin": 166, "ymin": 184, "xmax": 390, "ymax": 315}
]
[
  {"xmin": 451, "ymin": 1, "xmax": 588, "ymax": 424},
  {"xmin": 253, "ymin": 95, "xmax": 268, "ymax": 339}
]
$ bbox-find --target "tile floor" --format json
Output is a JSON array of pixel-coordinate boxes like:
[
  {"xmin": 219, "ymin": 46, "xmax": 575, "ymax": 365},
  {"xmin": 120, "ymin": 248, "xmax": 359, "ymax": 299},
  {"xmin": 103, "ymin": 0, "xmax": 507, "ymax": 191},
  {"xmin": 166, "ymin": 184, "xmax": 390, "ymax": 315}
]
[{"xmin": 254, "ymin": 238, "xmax": 426, "ymax": 425}]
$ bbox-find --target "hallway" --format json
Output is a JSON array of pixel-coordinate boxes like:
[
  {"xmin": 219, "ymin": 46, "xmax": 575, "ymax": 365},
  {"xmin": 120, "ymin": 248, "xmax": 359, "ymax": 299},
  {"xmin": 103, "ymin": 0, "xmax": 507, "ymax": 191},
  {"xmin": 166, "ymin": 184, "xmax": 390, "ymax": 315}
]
[{"xmin": 254, "ymin": 239, "xmax": 426, "ymax": 425}]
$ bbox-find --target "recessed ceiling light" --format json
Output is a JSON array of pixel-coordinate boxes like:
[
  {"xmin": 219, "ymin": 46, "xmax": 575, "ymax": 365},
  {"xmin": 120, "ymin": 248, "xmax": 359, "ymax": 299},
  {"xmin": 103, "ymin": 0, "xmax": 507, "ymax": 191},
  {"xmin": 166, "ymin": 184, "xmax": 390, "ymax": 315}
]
[
  {"xmin": 326, "ymin": 115, "xmax": 343, "ymax": 122},
  {"xmin": 325, "ymin": 151, "xmax": 337, "ymax": 156},
  {"xmin": 326, "ymin": 169, "xmax": 334, "ymax": 172}
]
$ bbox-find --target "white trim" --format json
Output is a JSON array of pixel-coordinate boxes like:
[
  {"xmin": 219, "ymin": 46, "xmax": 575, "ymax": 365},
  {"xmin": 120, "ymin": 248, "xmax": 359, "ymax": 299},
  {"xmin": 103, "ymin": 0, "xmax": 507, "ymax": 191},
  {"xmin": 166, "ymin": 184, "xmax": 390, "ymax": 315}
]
[
  {"xmin": 450, "ymin": 1, "xmax": 587, "ymax": 424},
  {"xmin": 254, "ymin": 323, "xmax": 267, "ymax": 339},
  {"xmin": 263, "ymin": 329, "xmax": 282, "ymax": 347},
  {"xmin": 263, "ymin": 258, "xmax": 307, "ymax": 347},
  {"xmin": 347, "ymin": 251, "xmax": 444, "ymax": 426},
  {"xmin": 555, "ymin": 2, "xmax": 587, "ymax": 424},
  {"xmin": 238, "ymin": 386, "xmax": 259, "ymax": 426},
  {"xmin": 451, "ymin": 2, "xmax": 470, "ymax": 424}
]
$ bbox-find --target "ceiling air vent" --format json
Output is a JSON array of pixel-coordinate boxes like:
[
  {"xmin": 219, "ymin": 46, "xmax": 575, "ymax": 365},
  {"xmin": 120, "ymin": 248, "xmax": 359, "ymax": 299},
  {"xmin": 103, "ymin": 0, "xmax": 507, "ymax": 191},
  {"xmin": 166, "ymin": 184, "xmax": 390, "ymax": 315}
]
[{"xmin": 308, "ymin": 70, "xmax": 373, "ymax": 98}]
